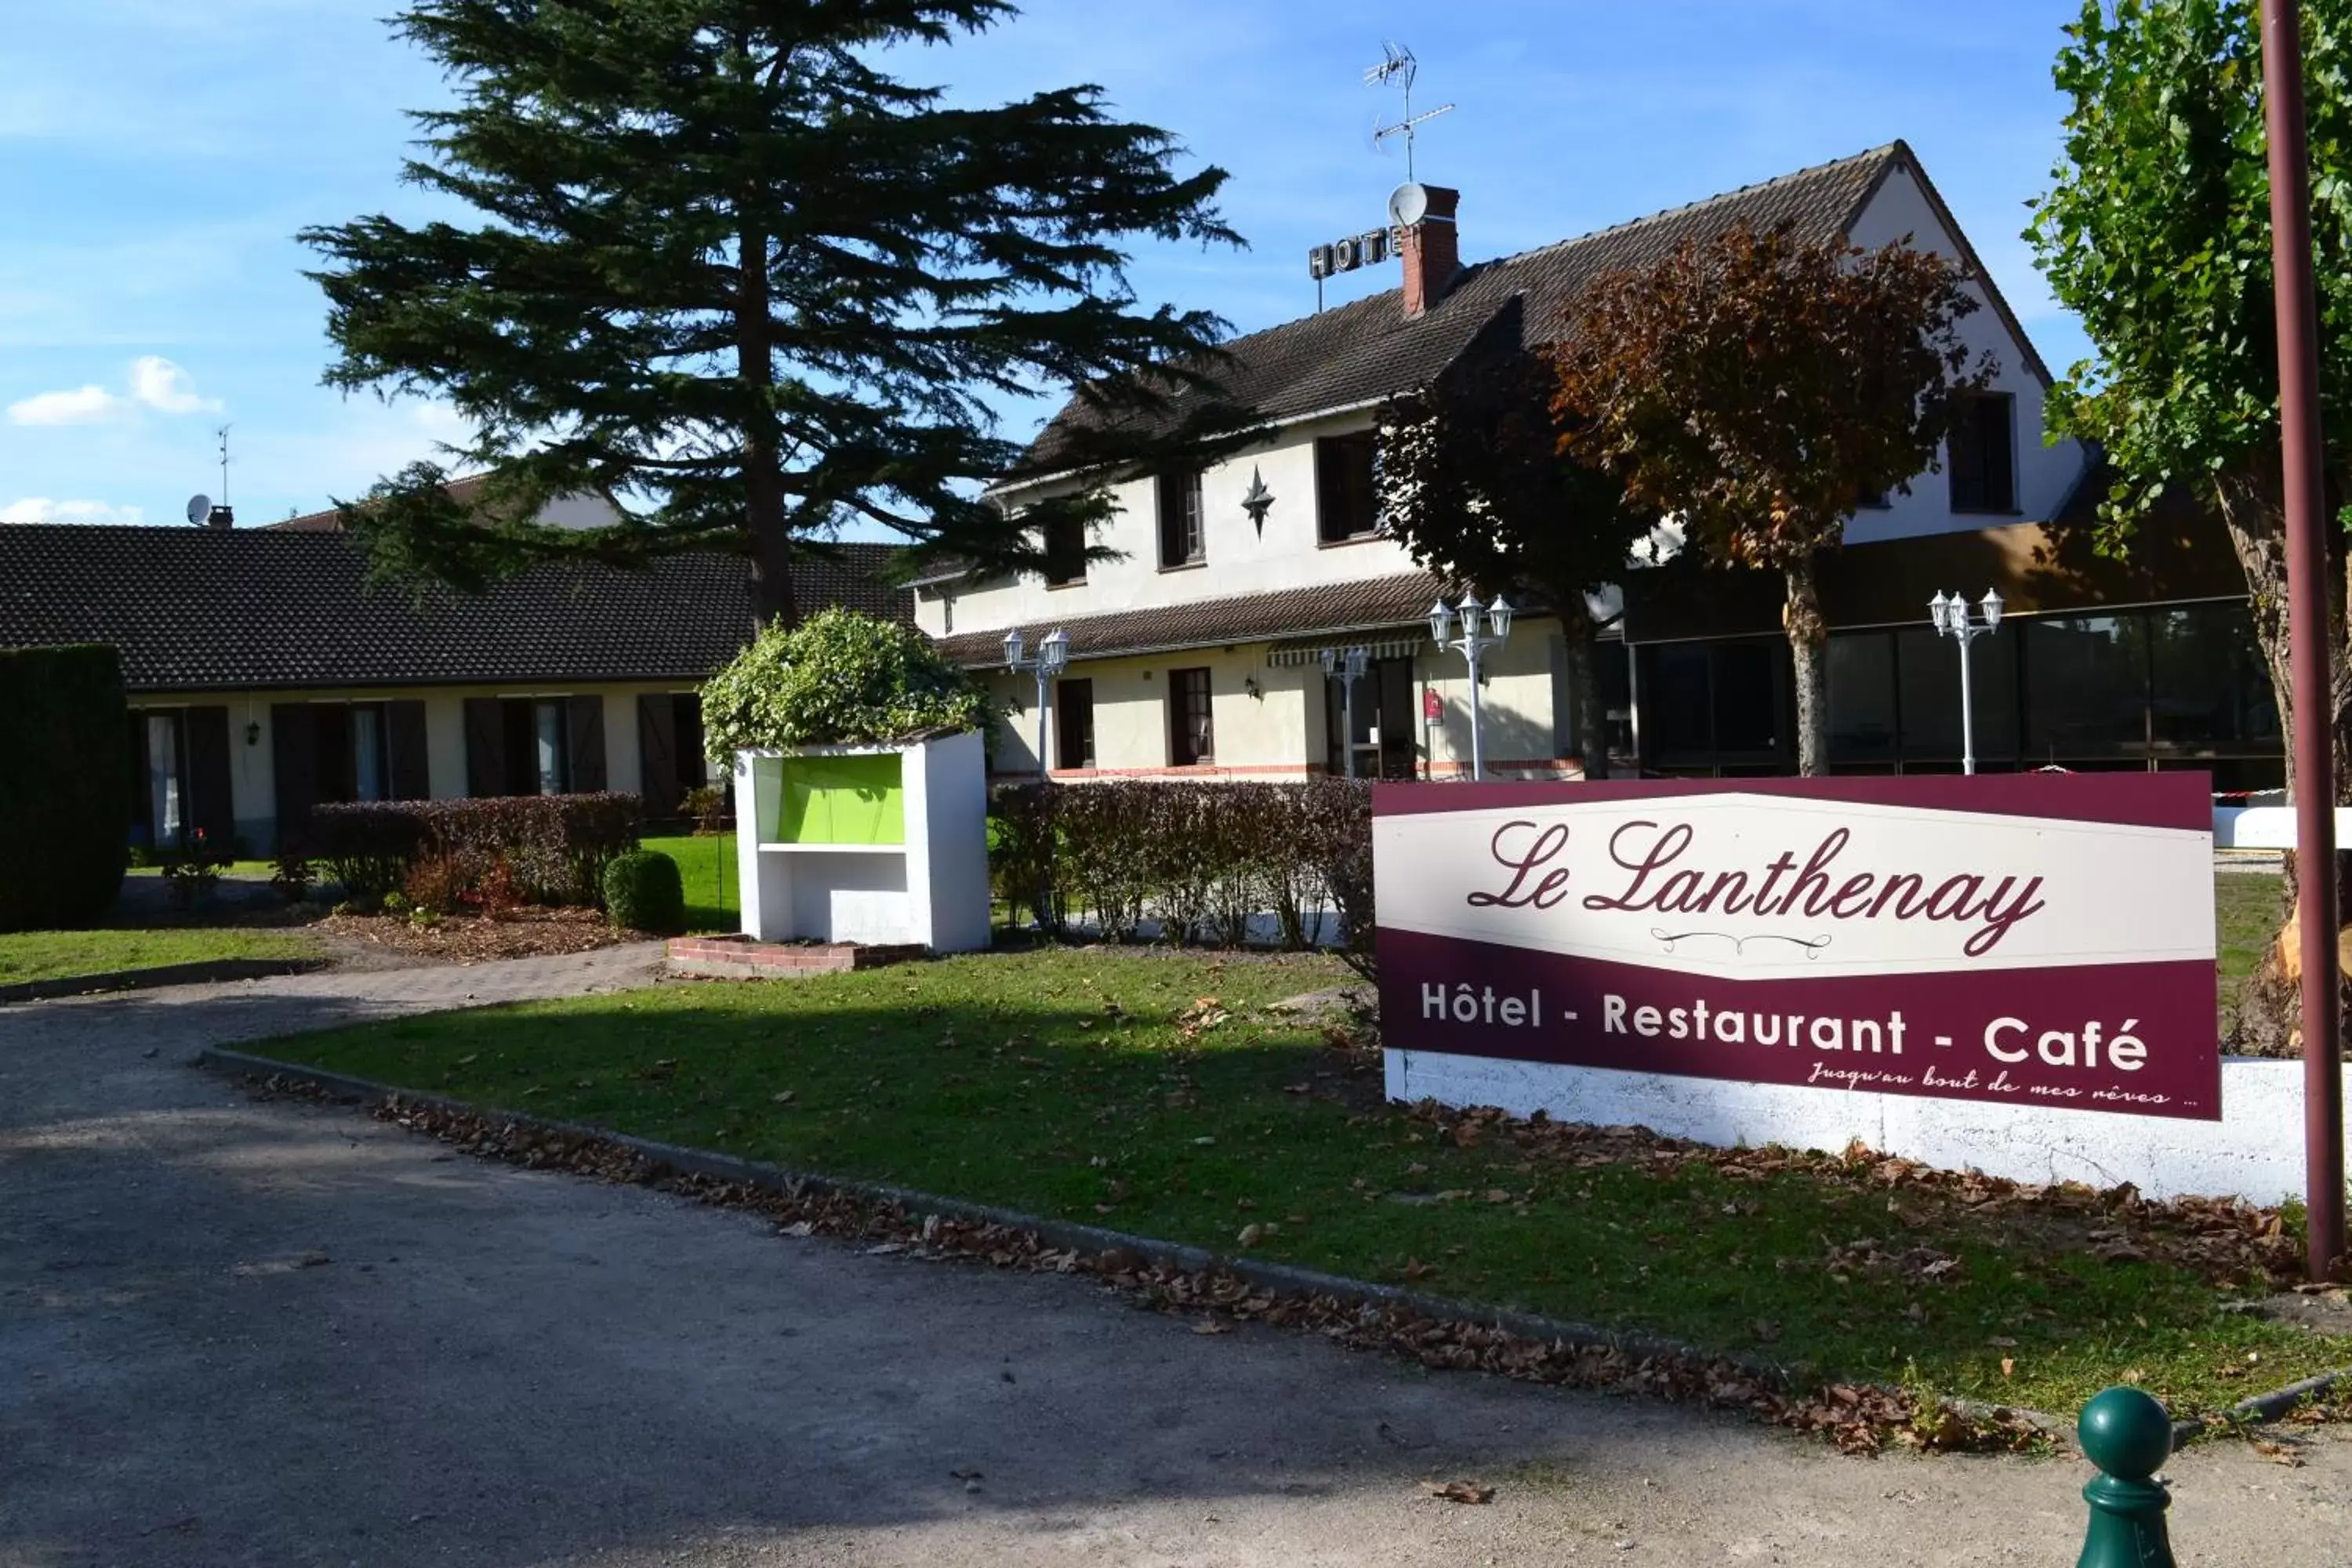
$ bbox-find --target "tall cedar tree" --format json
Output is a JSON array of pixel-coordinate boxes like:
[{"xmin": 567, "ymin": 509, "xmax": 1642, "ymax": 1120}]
[
  {"xmin": 303, "ymin": 0, "xmax": 1254, "ymax": 625},
  {"xmin": 1377, "ymin": 299, "xmax": 1648, "ymax": 779},
  {"xmin": 2030, "ymin": 0, "xmax": 2352, "ymax": 1050},
  {"xmin": 1552, "ymin": 221, "xmax": 1991, "ymax": 775}
]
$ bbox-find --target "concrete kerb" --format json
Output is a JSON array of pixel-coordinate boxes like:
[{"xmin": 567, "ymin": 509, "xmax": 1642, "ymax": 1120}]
[
  {"xmin": 192, "ymin": 1046, "xmax": 2350, "ymax": 1450},
  {"xmin": 0, "ymin": 956, "xmax": 329, "ymax": 1007}
]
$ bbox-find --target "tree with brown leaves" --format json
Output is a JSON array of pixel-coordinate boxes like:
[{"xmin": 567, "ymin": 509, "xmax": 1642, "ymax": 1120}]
[{"xmin": 1551, "ymin": 220, "xmax": 1992, "ymax": 775}]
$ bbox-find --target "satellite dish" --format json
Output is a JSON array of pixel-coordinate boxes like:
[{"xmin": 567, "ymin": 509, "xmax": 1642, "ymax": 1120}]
[
  {"xmin": 186, "ymin": 494, "xmax": 212, "ymax": 526},
  {"xmin": 1388, "ymin": 182, "xmax": 1430, "ymax": 229}
]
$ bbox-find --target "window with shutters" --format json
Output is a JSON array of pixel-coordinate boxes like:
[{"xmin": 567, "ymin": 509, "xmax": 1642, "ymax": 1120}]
[
  {"xmin": 499, "ymin": 698, "xmax": 569, "ymax": 794},
  {"xmin": 1314, "ymin": 430, "xmax": 1380, "ymax": 543},
  {"xmin": 312, "ymin": 702, "xmax": 389, "ymax": 804},
  {"xmin": 1947, "ymin": 391, "xmax": 2018, "ymax": 514},
  {"xmin": 1168, "ymin": 667, "xmax": 1214, "ymax": 765},
  {"xmin": 1054, "ymin": 678, "xmax": 1095, "ymax": 770},
  {"xmin": 1156, "ymin": 469, "xmax": 1205, "ymax": 568},
  {"xmin": 136, "ymin": 710, "xmax": 187, "ymax": 850},
  {"xmin": 1043, "ymin": 511, "xmax": 1087, "ymax": 586}
]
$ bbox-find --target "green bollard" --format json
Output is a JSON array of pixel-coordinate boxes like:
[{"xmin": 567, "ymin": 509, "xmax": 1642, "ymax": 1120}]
[{"xmin": 2076, "ymin": 1385, "xmax": 2176, "ymax": 1568}]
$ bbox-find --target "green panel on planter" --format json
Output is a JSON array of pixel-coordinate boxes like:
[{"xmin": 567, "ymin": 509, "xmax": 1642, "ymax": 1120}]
[{"xmin": 774, "ymin": 753, "xmax": 904, "ymax": 844}]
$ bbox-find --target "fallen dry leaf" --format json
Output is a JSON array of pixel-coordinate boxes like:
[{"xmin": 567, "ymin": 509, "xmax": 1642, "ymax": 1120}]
[
  {"xmin": 1192, "ymin": 1319, "xmax": 1233, "ymax": 1336},
  {"xmin": 1426, "ymin": 1481, "xmax": 1495, "ymax": 1504}
]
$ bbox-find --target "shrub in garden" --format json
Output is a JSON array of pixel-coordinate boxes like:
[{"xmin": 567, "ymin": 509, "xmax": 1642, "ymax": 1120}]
[
  {"xmin": 603, "ymin": 850, "xmax": 687, "ymax": 935},
  {"xmin": 0, "ymin": 644, "xmax": 131, "ymax": 932},
  {"xmin": 309, "ymin": 793, "xmax": 642, "ymax": 909},
  {"xmin": 402, "ymin": 853, "xmax": 477, "ymax": 918},
  {"xmin": 700, "ymin": 606, "xmax": 993, "ymax": 754},
  {"xmin": 985, "ymin": 778, "xmax": 1375, "ymax": 971}
]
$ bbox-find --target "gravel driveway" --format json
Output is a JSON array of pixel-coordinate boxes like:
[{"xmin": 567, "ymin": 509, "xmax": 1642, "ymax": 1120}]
[{"xmin": 3, "ymin": 955, "xmax": 2349, "ymax": 1566}]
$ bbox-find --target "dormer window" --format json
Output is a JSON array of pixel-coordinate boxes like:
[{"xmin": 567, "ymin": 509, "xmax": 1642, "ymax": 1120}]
[
  {"xmin": 1157, "ymin": 468, "xmax": 1205, "ymax": 568},
  {"xmin": 1315, "ymin": 430, "xmax": 1380, "ymax": 543},
  {"xmin": 1043, "ymin": 511, "xmax": 1086, "ymax": 587},
  {"xmin": 1948, "ymin": 391, "xmax": 2017, "ymax": 515}
]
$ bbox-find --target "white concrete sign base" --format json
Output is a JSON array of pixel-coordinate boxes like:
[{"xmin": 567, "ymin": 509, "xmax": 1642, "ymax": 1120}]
[{"xmin": 1387, "ymin": 1047, "xmax": 2352, "ymax": 1205}]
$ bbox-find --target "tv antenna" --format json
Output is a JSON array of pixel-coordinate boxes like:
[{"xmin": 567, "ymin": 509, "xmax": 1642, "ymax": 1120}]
[
  {"xmin": 216, "ymin": 423, "xmax": 232, "ymax": 509},
  {"xmin": 1366, "ymin": 42, "xmax": 1452, "ymax": 182}
]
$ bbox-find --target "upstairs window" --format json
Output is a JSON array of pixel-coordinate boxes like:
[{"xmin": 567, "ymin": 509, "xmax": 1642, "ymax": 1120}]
[
  {"xmin": 1043, "ymin": 511, "xmax": 1087, "ymax": 586},
  {"xmin": 1168, "ymin": 667, "xmax": 1214, "ymax": 765},
  {"xmin": 1315, "ymin": 430, "xmax": 1380, "ymax": 543},
  {"xmin": 1948, "ymin": 392, "xmax": 2017, "ymax": 514},
  {"xmin": 1157, "ymin": 469, "xmax": 1205, "ymax": 568}
]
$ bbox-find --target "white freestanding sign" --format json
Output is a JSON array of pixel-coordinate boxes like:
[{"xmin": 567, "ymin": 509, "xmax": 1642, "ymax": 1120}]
[{"xmin": 731, "ymin": 731, "xmax": 990, "ymax": 953}]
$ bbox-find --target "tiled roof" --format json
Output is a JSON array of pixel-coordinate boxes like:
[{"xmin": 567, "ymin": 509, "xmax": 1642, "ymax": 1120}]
[
  {"xmin": 934, "ymin": 571, "xmax": 1460, "ymax": 666},
  {"xmin": 1021, "ymin": 144, "xmax": 1906, "ymax": 477},
  {"xmin": 0, "ymin": 526, "xmax": 910, "ymax": 692},
  {"xmin": 265, "ymin": 473, "xmax": 492, "ymax": 532}
]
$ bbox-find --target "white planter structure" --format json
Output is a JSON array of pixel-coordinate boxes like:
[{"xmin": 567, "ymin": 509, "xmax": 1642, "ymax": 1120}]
[{"xmin": 731, "ymin": 731, "xmax": 990, "ymax": 953}]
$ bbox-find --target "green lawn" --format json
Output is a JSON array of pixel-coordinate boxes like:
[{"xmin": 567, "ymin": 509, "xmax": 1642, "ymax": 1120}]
[
  {"xmin": 248, "ymin": 946, "xmax": 2340, "ymax": 1421},
  {"xmin": 2215, "ymin": 871, "xmax": 2281, "ymax": 1014},
  {"xmin": 0, "ymin": 927, "xmax": 319, "ymax": 986},
  {"xmin": 125, "ymin": 861, "xmax": 275, "ymax": 878},
  {"xmin": 642, "ymin": 832, "xmax": 739, "ymax": 932}
]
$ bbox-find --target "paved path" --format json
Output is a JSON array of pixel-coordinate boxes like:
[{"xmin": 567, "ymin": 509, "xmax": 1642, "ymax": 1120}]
[{"xmin": 4, "ymin": 956, "xmax": 2350, "ymax": 1566}]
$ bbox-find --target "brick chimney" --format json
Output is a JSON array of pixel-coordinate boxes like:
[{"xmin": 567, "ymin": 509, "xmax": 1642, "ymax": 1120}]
[
  {"xmin": 206, "ymin": 504, "xmax": 234, "ymax": 530},
  {"xmin": 1399, "ymin": 186, "xmax": 1461, "ymax": 321}
]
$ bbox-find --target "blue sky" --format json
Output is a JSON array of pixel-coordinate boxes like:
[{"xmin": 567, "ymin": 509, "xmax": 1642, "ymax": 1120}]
[{"xmin": 0, "ymin": 0, "xmax": 2094, "ymax": 531}]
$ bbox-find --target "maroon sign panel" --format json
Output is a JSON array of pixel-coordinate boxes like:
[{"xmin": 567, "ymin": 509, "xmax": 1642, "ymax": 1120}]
[{"xmin": 1373, "ymin": 775, "xmax": 2223, "ymax": 1121}]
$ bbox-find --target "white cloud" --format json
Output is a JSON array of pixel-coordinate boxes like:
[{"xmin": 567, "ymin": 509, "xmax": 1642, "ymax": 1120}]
[
  {"xmin": 128, "ymin": 354, "xmax": 220, "ymax": 415},
  {"xmin": 2, "ymin": 496, "xmax": 147, "ymax": 526},
  {"xmin": 6, "ymin": 354, "xmax": 220, "ymax": 426},
  {"xmin": 8, "ymin": 383, "xmax": 126, "ymax": 425}
]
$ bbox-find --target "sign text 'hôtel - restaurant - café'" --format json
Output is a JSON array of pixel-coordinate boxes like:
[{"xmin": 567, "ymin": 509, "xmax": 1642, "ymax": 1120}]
[{"xmin": 1374, "ymin": 775, "xmax": 2220, "ymax": 1120}]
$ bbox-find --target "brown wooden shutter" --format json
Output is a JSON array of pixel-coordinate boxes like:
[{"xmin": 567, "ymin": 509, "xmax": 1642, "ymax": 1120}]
[
  {"xmin": 566, "ymin": 695, "xmax": 607, "ymax": 792},
  {"xmin": 127, "ymin": 713, "xmax": 153, "ymax": 846},
  {"xmin": 387, "ymin": 701, "xmax": 430, "ymax": 800},
  {"xmin": 185, "ymin": 706, "xmax": 234, "ymax": 848},
  {"xmin": 463, "ymin": 698, "xmax": 504, "ymax": 797},
  {"xmin": 637, "ymin": 694, "xmax": 680, "ymax": 815},
  {"xmin": 271, "ymin": 704, "xmax": 318, "ymax": 849}
]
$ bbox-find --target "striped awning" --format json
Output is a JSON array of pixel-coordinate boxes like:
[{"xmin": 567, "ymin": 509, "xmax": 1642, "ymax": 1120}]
[{"xmin": 1264, "ymin": 631, "xmax": 1427, "ymax": 668}]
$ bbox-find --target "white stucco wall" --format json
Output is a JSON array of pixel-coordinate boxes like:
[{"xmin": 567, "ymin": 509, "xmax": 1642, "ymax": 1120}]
[
  {"xmin": 952, "ymin": 410, "xmax": 1422, "ymax": 641},
  {"xmin": 980, "ymin": 619, "xmax": 1577, "ymax": 780},
  {"xmin": 1388, "ymin": 1048, "xmax": 2343, "ymax": 1205},
  {"xmin": 1842, "ymin": 164, "xmax": 2087, "ymax": 544}
]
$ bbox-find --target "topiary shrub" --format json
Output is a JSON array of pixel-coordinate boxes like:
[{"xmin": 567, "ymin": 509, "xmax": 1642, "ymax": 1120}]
[
  {"xmin": 700, "ymin": 606, "xmax": 993, "ymax": 757},
  {"xmin": 603, "ymin": 850, "xmax": 686, "ymax": 935},
  {"xmin": 0, "ymin": 645, "xmax": 131, "ymax": 932}
]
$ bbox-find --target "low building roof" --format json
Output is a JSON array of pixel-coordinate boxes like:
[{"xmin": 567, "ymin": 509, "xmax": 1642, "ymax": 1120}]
[
  {"xmin": 0, "ymin": 525, "xmax": 907, "ymax": 693},
  {"xmin": 933, "ymin": 571, "xmax": 1463, "ymax": 667}
]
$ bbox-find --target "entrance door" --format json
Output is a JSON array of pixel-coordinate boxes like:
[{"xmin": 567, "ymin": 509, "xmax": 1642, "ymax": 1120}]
[{"xmin": 1374, "ymin": 659, "xmax": 1417, "ymax": 779}]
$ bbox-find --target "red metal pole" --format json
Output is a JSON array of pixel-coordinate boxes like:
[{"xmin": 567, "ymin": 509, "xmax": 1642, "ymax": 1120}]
[{"xmin": 2261, "ymin": 0, "xmax": 2345, "ymax": 1280}]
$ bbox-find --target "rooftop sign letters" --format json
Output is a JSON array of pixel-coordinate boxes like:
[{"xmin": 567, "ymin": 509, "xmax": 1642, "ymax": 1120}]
[{"xmin": 1374, "ymin": 775, "xmax": 2222, "ymax": 1120}]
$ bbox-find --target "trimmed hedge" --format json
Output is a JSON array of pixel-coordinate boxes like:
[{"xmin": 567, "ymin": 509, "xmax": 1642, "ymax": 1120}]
[
  {"xmin": 308, "ymin": 793, "xmax": 643, "ymax": 907},
  {"xmin": 603, "ymin": 850, "xmax": 686, "ymax": 935},
  {"xmin": 989, "ymin": 779, "xmax": 1373, "ymax": 975},
  {"xmin": 0, "ymin": 645, "xmax": 130, "ymax": 931}
]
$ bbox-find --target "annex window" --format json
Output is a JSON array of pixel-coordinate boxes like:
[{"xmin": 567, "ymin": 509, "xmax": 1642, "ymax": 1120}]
[
  {"xmin": 1947, "ymin": 392, "xmax": 2017, "ymax": 514},
  {"xmin": 1043, "ymin": 511, "xmax": 1087, "ymax": 587},
  {"xmin": 1314, "ymin": 430, "xmax": 1379, "ymax": 543},
  {"xmin": 1054, "ymin": 678, "xmax": 1096, "ymax": 770},
  {"xmin": 140, "ymin": 710, "xmax": 186, "ymax": 849},
  {"xmin": 1168, "ymin": 667, "xmax": 1214, "ymax": 765},
  {"xmin": 1157, "ymin": 469, "xmax": 1205, "ymax": 568}
]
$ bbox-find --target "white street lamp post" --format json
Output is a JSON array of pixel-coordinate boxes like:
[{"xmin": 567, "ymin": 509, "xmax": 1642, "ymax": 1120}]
[
  {"xmin": 1319, "ymin": 646, "xmax": 1371, "ymax": 779},
  {"xmin": 1003, "ymin": 627, "xmax": 1069, "ymax": 778},
  {"xmin": 1927, "ymin": 589, "xmax": 2004, "ymax": 776},
  {"xmin": 1428, "ymin": 593, "xmax": 1514, "ymax": 781}
]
